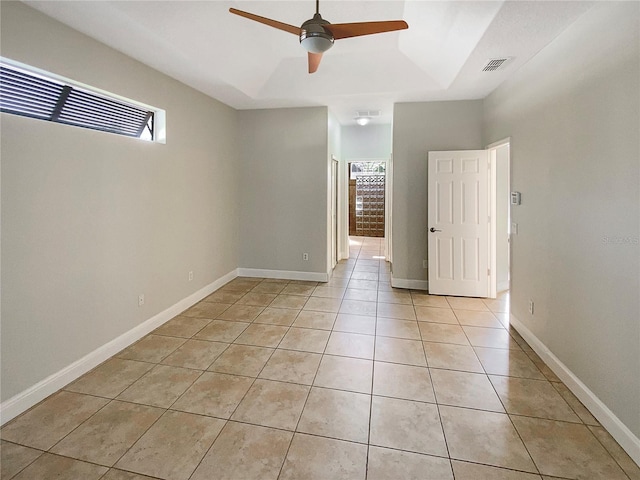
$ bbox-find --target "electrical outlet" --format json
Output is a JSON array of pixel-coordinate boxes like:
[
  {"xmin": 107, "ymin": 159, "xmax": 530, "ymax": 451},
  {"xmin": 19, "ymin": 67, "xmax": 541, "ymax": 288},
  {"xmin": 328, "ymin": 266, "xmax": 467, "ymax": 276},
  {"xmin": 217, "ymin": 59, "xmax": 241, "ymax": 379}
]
[
  {"xmin": 138, "ymin": 294, "xmax": 145, "ymax": 307},
  {"xmin": 528, "ymin": 299, "xmax": 534, "ymax": 315},
  {"xmin": 303, "ymin": 253, "xmax": 309, "ymax": 261},
  {"xmin": 188, "ymin": 271, "xmax": 193, "ymax": 282},
  {"xmin": 423, "ymin": 260, "xmax": 428, "ymax": 269}
]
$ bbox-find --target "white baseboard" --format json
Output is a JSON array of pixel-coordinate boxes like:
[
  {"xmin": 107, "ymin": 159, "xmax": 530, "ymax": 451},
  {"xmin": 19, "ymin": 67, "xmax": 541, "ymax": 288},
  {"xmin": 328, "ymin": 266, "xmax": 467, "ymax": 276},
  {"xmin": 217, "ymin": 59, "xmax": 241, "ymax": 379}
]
[
  {"xmin": 391, "ymin": 277, "xmax": 429, "ymax": 291},
  {"xmin": 238, "ymin": 268, "xmax": 329, "ymax": 283},
  {"xmin": 497, "ymin": 280, "xmax": 510, "ymax": 292},
  {"xmin": 0, "ymin": 269, "xmax": 238, "ymax": 426},
  {"xmin": 509, "ymin": 313, "xmax": 640, "ymax": 466}
]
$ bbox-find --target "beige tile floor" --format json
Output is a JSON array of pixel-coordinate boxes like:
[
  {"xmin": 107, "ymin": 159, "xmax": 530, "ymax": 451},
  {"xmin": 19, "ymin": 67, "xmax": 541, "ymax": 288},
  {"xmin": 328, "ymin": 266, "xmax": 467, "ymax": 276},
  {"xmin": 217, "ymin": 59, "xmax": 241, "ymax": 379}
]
[{"xmin": 2, "ymin": 236, "xmax": 639, "ymax": 480}]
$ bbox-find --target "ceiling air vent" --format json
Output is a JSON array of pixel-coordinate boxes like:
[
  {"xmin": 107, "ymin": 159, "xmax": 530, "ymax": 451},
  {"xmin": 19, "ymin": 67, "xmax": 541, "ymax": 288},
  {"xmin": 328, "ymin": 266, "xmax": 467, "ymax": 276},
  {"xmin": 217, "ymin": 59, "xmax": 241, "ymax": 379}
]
[
  {"xmin": 482, "ymin": 58, "xmax": 511, "ymax": 72},
  {"xmin": 356, "ymin": 110, "xmax": 380, "ymax": 118}
]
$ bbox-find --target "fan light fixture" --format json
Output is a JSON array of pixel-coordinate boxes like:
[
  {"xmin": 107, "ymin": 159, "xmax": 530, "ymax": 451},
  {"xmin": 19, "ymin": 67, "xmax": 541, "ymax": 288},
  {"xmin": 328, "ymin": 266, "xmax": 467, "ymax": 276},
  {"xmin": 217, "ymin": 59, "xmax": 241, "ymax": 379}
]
[
  {"xmin": 229, "ymin": 0, "xmax": 408, "ymax": 74},
  {"xmin": 355, "ymin": 116, "xmax": 371, "ymax": 126},
  {"xmin": 300, "ymin": 14, "xmax": 334, "ymax": 53}
]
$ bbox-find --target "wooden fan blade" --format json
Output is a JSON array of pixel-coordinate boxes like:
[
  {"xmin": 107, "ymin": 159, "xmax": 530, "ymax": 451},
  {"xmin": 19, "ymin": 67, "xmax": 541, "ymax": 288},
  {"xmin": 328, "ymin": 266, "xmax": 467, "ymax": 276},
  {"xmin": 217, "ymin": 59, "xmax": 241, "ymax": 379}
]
[
  {"xmin": 308, "ymin": 52, "xmax": 323, "ymax": 74},
  {"xmin": 325, "ymin": 20, "xmax": 408, "ymax": 40},
  {"xmin": 229, "ymin": 8, "xmax": 301, "ymax": 35}
]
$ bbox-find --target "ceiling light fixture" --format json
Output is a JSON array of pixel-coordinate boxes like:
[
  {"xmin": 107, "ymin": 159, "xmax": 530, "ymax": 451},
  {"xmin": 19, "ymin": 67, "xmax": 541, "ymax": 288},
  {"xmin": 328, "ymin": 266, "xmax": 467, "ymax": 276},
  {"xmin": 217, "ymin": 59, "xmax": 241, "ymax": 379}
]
[{"xmin": 355, "ymin": 116, "xmax": 371, "ymax": 126}]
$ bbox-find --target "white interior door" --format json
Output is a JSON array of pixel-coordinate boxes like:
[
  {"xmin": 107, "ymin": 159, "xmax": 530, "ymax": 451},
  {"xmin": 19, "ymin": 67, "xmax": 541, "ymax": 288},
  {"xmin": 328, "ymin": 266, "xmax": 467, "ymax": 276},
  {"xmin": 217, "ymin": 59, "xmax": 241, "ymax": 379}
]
[{"xmin": 428, "ymin": 150, "xmax": 490, "ymax": 297}]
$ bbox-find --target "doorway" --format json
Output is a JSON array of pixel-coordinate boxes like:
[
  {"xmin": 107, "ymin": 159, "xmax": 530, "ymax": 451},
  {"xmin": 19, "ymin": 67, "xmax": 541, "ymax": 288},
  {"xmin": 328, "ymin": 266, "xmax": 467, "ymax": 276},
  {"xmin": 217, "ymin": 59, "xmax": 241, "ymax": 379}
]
[
  {"xmin": 348, "ymin": 161, "xmax": 386, "ymax": 238},
  {"xmin": 488, "ymin": 139, "xmax": 511, "ymax": 295}
]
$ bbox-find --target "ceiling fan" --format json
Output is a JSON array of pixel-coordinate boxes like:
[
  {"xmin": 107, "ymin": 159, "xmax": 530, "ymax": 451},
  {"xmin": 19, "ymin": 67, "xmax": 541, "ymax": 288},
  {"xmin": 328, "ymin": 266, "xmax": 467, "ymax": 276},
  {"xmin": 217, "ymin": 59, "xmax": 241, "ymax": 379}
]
[{"xmin": 229, "ymin": 0, "xmax": 408, "ymax": 74}]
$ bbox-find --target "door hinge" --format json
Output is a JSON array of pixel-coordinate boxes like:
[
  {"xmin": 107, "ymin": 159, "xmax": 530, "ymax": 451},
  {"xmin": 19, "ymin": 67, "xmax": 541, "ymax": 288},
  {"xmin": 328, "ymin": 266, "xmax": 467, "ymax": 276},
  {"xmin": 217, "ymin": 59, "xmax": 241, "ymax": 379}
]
[{"xmin": 487, "ymin": 268, "xmax": 491, "ymax": 276}]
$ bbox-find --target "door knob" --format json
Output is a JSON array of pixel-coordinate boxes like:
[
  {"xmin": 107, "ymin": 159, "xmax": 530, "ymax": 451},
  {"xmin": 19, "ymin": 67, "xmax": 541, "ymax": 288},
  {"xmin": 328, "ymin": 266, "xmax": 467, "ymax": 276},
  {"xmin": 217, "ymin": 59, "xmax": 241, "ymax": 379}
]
[{"xmin": 429, "ymin": 227, "xmax": 441, "ymax": 233}]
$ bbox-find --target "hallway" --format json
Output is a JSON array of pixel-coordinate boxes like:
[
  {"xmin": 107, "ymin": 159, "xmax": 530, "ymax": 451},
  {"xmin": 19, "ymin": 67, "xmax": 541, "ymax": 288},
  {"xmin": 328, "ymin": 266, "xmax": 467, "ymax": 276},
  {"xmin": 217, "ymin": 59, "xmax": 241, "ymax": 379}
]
[{"xmin": 1, "ymin": 237, "xmax": 638, "ymax": 479}]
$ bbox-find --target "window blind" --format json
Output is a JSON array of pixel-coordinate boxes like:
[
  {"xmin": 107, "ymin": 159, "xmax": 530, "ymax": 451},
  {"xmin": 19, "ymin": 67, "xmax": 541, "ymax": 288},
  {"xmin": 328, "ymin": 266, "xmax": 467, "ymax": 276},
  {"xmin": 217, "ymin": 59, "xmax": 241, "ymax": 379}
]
[{"xmin": 0, "ymin": 63, "xmax": 153, "ymax": 139}]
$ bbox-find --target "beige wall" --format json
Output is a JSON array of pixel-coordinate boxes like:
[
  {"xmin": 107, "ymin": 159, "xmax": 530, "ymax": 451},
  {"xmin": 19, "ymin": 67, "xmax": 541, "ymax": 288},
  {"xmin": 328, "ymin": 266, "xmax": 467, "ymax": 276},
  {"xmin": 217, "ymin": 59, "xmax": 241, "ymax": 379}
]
[
  {"xmin": 237, "ymin": 107, "xmax": 329, "ymax": 275},
  {"xmin": 484, "ymin": 1, "xmax": 640, "ymax": 437},
  {"xmin": 1, "ymin": 3, "xmax": 240, "ymax": 402},
  {"xmin": 391, "ymin": 101, "xmax": 483, "ymax": 283}
]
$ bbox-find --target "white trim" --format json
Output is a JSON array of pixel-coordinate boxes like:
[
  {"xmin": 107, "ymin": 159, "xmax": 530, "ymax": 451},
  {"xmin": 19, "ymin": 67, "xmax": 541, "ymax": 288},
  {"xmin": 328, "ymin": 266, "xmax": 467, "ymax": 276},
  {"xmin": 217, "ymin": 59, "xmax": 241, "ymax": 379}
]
[
  {"xmin": 488, "ymin": 147, "xmax": 498, "ymax": 299},
  {"xmin": 385, "ymin": 153, "xmax": 393, "ymax": 262},
  {"xmin": 391, "ymin": 277, "xmax": 429, "ymax": 291},
  {"xmin": 237, "ymin": 268, "xmax": 329, "ymax": 283},
  {"xmin": 510, "ymin": 313, "xmax": 640, "ymax": 466},
  {"xmin": 339, "ymin": 158, "xmax": 350, "ymax": 261},
  {"xmin": 486, "ymin": 137, "xmax": 511, "ymax": 150},
  {"xmin": 487, "ymin": 138, "xmax": 511, "ymax": 300},
  {"xmin": 0, "ymin": 269, "xmax": 238, "ymax": 426},
  {"xmin": 330, "ymin": 156, "xmax": 339, "ymax": 271}
]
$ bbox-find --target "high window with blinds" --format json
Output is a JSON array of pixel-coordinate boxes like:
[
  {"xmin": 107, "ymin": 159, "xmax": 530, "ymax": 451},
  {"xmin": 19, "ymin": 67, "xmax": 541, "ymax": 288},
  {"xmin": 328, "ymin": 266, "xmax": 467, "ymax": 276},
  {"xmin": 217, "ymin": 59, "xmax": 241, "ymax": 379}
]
[{"xmin": 0, "ymin": 60, "xmax": 157, "ymax": 141}]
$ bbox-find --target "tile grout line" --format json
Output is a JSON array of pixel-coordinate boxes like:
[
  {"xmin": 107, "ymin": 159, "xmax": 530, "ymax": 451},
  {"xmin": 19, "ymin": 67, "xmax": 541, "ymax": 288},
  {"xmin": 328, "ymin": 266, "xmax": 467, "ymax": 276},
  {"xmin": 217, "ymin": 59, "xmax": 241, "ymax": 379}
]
[
  {"xmin": 8, "ymin": 241, "xmax": 633, "ymax": 480},
  {"xmin": 112, "ymin": 337, "xmax": 214, "ymax": 476},
  {"xmin": 274, "ymin": 273, "xmax": 341, "ymax": 480},
  {"xmin": 180, "ymin": 282, "xmax": 624, "ymax": 476},
  {"xmin": 187, "ymin": 278, "xmax": 298, "ymax": 480},
  {"xmin": 1, "ymin": 441, "xmax": 45, "ymax": 480},
  {"xmin": 444, "ymin": 297, "xmax": 543, "ymax": 476},
  {"xmin": 416, "ymin": 299, "xmax": 457, "ymax": 478},
  {"xmin": 478, "ymin": 308, "xmax": 542, "ymax": 477},
  {"xmin": 365, "ymin": 251, "xmax": 381, "ymax": 480},
  {"xmin": 587, "ymin": 427, "xmax": 637, "ymax": 480}
]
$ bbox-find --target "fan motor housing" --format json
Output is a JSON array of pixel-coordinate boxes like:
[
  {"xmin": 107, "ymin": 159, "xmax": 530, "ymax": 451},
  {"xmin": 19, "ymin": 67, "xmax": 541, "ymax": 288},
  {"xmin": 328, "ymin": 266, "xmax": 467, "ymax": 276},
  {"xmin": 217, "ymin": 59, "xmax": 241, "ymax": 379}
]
[{"xmin": 300, "ymin": 14, "xmax": 334, "ymax": 53}]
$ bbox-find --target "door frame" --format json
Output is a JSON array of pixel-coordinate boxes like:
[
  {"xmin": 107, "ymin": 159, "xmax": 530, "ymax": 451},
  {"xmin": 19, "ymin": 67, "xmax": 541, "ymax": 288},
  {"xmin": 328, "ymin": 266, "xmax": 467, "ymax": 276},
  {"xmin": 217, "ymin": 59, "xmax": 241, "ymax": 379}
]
[
  {"xmin": 343, "ymin": 158, "xmax": 390, "ymax": 258},
  {"xmin": 336, "ymin": 156, "xmax": 351, "ymax": 262},
  {"xmin": 331, "ymin": 157, "xmax": 339, "ymax": 269},
  {"xmin": 385, "ymin": 154, "xmax": 393, "ymax": 263},
  {"xmin": 486, "ymin": 138, "xmax": 511, "ymax": 298}
]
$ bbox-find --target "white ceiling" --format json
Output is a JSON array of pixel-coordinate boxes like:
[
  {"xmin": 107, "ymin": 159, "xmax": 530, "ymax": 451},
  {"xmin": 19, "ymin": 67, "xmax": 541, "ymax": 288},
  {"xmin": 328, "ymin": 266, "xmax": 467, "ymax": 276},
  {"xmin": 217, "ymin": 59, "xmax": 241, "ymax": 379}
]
[{"xmin": 23, "ymin": 0, "xmax": 595, "ymax": 125}]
